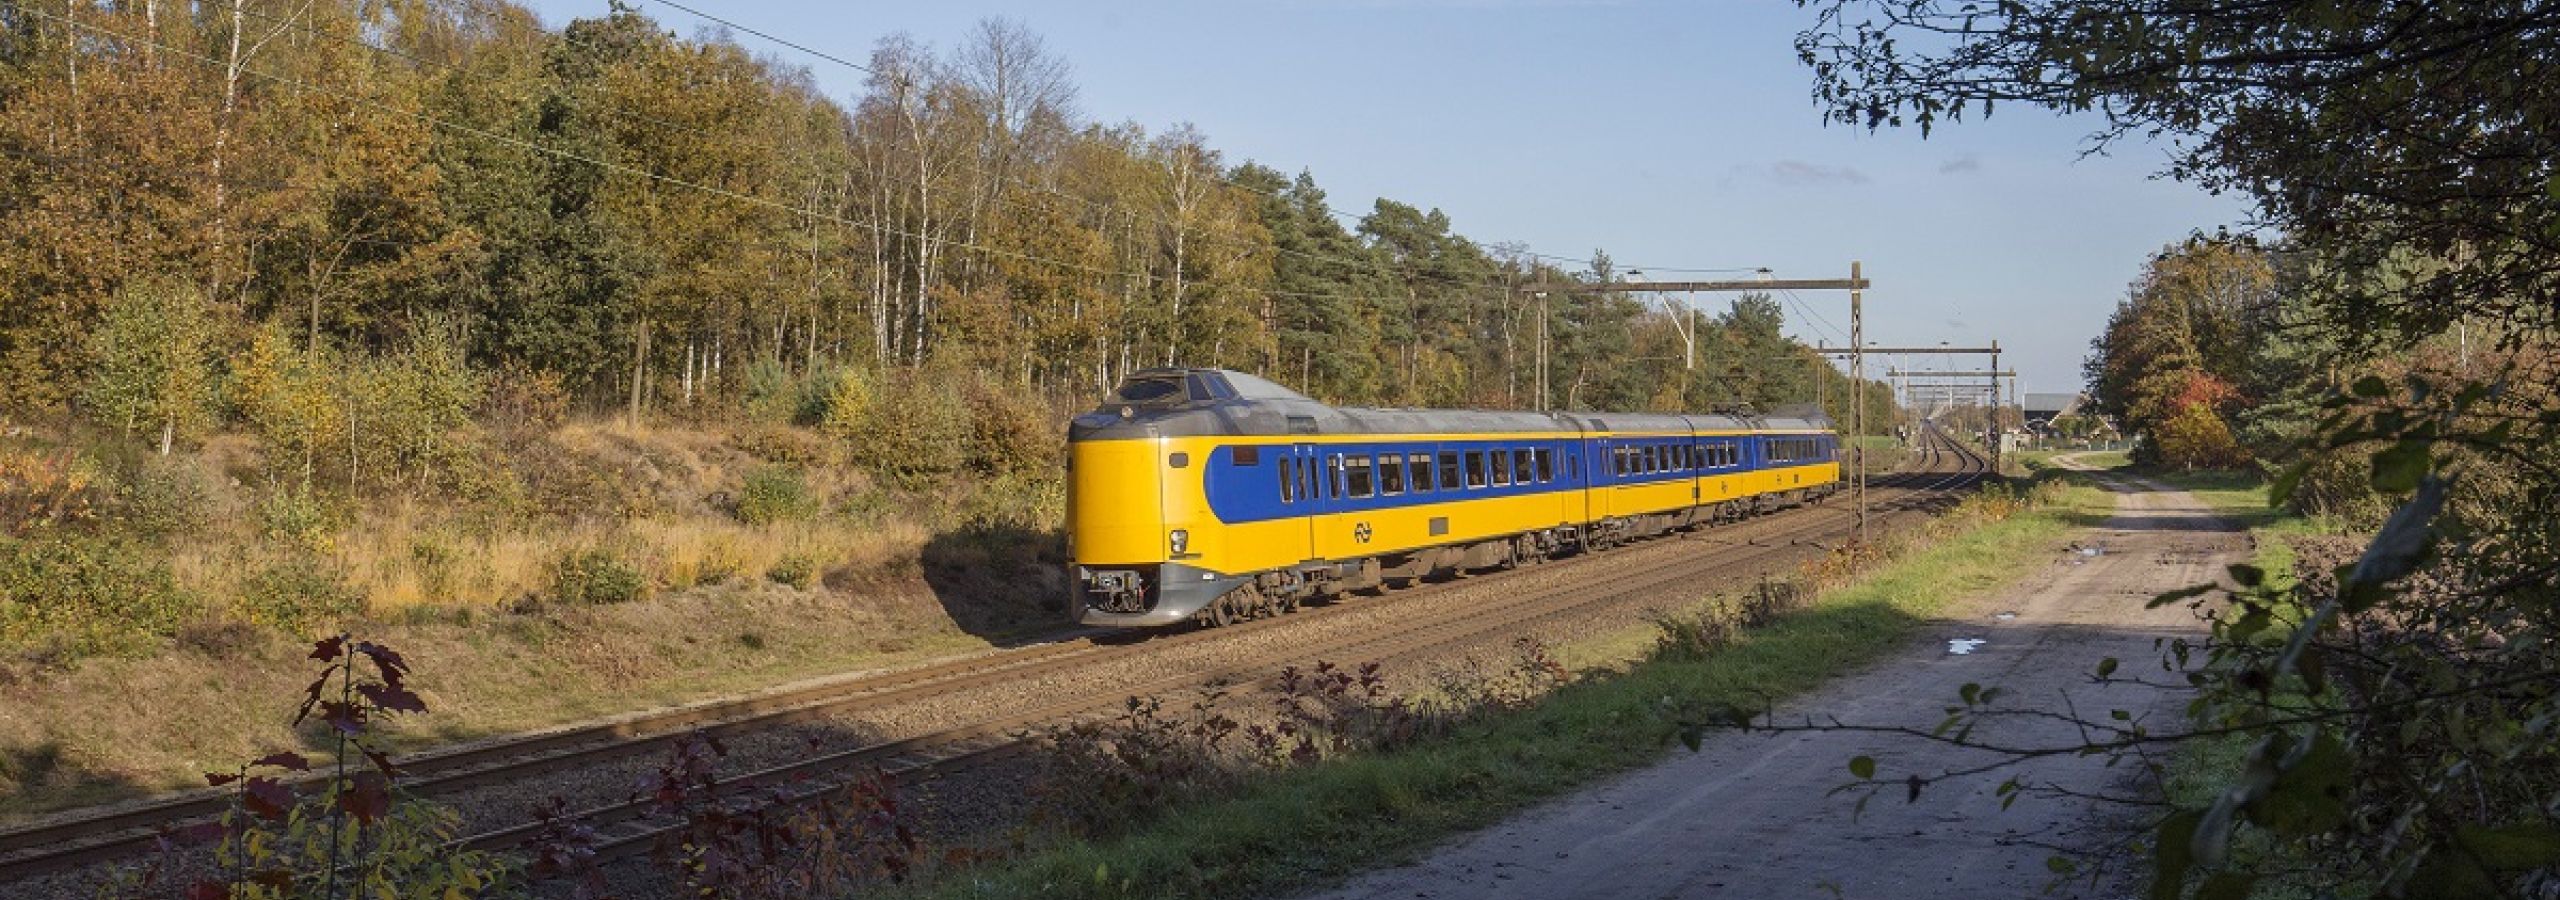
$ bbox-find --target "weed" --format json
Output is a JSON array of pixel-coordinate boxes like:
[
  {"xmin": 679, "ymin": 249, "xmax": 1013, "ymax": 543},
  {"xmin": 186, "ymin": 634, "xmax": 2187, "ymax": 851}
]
[
  {"xmin": 113, "ymin": 455, "xmax": 212, "ymax": 537},
  {"xmin": 617, "ymin": 735, "xmax": 922, "ymax": 898},
  {"xmin": 238, "ymin": 555, "xmax": 366, "ymax": 635},
  {"xmin": 0, "ymin": 535, "xmax": 198, "ymax": 656},
  {"xmin": 547, "ymin": 546, "xmax": 649, "ymax": 607},
  {"xmin": 737, "ymin": 465, "xmax": 817, "ymax": 525},
  {"xmin": 108, "ymin": 635, "xmax": 511, "ymax": 899},
  {"xmin": 1037, "ymin": 687, "xmax": 1243, "ymax": 838},
  {"xmin": 767, "ymin": 553, "xmax": 818, "ymax": 589},
  {"xmin": 256, "ymin": 483, "xmax": 340, "ymax": 551},
  {"xmin": 0, "ymin": 448, "xmax": 99, "ymax": 536}
]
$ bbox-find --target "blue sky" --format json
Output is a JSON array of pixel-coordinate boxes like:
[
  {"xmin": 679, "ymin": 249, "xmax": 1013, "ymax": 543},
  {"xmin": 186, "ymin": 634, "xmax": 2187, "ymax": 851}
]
[{"xmin": 525, "ymin": 0, "xmax": 2253, "ymax": 398}]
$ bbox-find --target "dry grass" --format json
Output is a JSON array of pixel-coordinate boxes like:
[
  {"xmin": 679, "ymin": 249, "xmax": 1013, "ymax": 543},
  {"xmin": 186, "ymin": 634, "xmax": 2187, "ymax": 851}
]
[
  {"xmin": 0, "ymin": 419, "xmax": 1064, "ymax": 821},
  {"xmin": 0, "ymin": 552, "xmax": 1018, "ymax": 820}
]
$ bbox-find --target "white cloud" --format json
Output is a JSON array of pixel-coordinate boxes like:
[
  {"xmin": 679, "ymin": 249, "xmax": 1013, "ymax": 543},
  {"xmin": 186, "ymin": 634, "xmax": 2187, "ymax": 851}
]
[{"xmin": 1763, "ymin": 160, "xmax": 1872, "ymax": 186}]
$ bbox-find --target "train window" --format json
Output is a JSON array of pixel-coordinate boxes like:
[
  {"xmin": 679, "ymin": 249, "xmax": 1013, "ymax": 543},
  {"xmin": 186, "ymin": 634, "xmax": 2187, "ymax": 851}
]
[
  {"xmin": 1438, "ymin": 451, "xmax": 1463, "ymax": 491},
  {"xmin": 1346, "ymin": 455, "xmax": 1375, "ymax": 498},
  {"xmin": 1409, "ymin": 454, "xmax": 1433, "ymax": 494},
  {"xmin": 1535, "ymin": 448, "xmax": 1554, "ymax": 483},
  {"xmin": 1511, "ymin": 449, "xmax": 1534, "ymax": 484},
  {"xmin": 1234, "ymin": 446, "xmax": 1261, "ymax": 466},
  {"xmin": 1109, "ymin": 375, "xmax": 1186, "ymax": 407},
  {"xmin": 1465, "ymin": 451, "xmax": 1488, "ymax": 488},
  {"xmin": 1490, "ymin": 448, "xmax": 1512, "ymax": 486},
  {"xmin": 1378, "ymin": 453, "xmax": 1405, "ymax": 495},
  {"xmin": 1279, "ymin": 459, "xmax": 1295, "ymax": 503},
  {"xmin": 1328, "ymin": 455, "xmax": 1345, "ymax": 499},
  {"xmin": 1645, "ymin": 445, "xmax": 1661, "ymax": 474},
  {"xmin": 1689, "ymin": 445, "xmax": 1703, "ymax": 470}
]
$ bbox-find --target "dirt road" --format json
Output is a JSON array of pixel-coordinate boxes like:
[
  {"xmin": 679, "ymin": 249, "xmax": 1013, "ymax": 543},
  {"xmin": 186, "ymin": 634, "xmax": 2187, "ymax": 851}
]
[{"xmin": 1300, "ymin": 463, "xmax": 2242, "ymax": 900}]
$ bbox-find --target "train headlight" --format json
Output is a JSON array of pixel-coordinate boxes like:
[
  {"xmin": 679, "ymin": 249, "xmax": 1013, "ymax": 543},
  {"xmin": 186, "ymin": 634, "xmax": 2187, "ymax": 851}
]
[{"xmin": 1168, "ymin": 529, "xmax": 1189, "ymax": 555}]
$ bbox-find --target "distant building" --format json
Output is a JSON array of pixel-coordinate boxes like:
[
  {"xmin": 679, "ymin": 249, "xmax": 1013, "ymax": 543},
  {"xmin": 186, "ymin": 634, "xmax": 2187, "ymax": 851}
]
[{"xmin": 2023, "ymin": 392, "xmax": 2085, "ymax": 431}]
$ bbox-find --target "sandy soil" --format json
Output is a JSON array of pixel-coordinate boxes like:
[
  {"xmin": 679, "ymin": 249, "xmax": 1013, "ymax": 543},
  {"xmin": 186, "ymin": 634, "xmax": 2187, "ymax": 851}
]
[{"xmin": 1299, "ymin": 462, "xmax": 2242, "ymax": 900}]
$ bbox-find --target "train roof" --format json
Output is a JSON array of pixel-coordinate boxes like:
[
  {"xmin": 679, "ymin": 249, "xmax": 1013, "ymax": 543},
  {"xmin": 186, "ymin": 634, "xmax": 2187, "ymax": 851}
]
[{"xmin": 1069, "ymin": 369, "xmax": 1833, "ymax": 441}]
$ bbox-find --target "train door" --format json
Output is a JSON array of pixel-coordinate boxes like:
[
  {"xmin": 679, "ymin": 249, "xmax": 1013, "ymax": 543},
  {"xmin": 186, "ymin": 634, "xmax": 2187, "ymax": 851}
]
[
  {"xmin": 1588, "ymin": 438, "xmax": 1613, "ymax": 520},
  {"xmin": 1291, "ymin": 443, "xmax": 1321, "ymax": 564},
  {"xmin": 1566, "ymin": 439, "xmax": 1593, "ymax": 529}
]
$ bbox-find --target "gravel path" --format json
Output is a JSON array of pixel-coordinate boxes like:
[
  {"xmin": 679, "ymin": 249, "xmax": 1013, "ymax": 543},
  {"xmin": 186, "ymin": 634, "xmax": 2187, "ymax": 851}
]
[{"xmin": 1296, "ymin": 460, "xmax": 2237, "ymax": 900}]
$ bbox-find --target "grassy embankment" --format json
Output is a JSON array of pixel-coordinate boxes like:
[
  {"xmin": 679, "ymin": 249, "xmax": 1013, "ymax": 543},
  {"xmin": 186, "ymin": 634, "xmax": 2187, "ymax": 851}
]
[
  {"xmin": 0, "ymin": 414, "xmax": 1067, "ymax": 821},
  {"xmin": 900, "ymin": 477, "xmax": 2119, "ymax": 900}
]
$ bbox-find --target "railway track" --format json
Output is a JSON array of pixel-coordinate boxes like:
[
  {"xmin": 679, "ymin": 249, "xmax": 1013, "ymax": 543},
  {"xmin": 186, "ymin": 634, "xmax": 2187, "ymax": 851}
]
[{"xmin": 0, "ymin": 432, "xmax": 1987, "ymax": 885}]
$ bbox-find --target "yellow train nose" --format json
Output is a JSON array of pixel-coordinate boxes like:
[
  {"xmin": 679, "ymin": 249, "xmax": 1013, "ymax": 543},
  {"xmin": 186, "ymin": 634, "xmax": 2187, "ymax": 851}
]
[{"xmin": 1067, "ymin": 438, "xmax": 1167, "ymax": 566}]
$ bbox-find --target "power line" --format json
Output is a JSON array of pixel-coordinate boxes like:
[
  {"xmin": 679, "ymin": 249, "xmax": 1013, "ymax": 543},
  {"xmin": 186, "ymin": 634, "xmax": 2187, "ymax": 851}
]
[
  {"xmin": 27, "ymin": 5, "xmax": 1401, "ymax": 310},
  {"xmin": 272, "ymin": 0, "xmax": 1515, "ymax": 304},
  {"xmin": 1779, "ymin": 288, "xmax": 1847, "ymax": 343}
]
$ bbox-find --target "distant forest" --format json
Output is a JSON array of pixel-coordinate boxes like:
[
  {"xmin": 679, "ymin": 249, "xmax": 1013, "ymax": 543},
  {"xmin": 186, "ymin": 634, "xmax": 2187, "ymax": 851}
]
[{"xmin": 0, "ymin": 0, "xmax": 1889, "ymax": 429}]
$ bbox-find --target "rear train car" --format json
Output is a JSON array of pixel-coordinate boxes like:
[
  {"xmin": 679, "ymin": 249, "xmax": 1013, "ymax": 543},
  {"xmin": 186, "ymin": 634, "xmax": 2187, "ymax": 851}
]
[{"xmin": 1066, "ymin": 368, "xmax": 1838, "ymax": 627}]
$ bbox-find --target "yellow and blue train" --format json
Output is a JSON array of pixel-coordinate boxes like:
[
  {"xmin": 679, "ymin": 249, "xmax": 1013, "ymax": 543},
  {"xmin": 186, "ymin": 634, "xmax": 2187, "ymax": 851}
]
[{"xmin": 1067, "ymin": 368, "xmax": 1841, "ymax": 627}]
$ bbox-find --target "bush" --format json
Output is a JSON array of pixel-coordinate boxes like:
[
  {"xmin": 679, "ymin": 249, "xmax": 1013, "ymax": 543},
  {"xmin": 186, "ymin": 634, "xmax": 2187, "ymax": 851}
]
[
  {"xmin": 346, "ymin": 320, "xmax": 483, "ymax": 491},
  {"xmin": 115, "ymin": 456, "xmax": 211, "ymax": 537},
  {"xmin": 2287, "ymin": 447, "xmax": 2391, "ymax": 526},
  {"xmin": 765, "ymin": 553, "xmax": 816, "ymax": 589},
  {"xmin": 0, "ymin": 449, "xmax": 100, "ymax": 537},
  {"xmin": 741, "ymin": 358, "xmax": 800, "ymax": 425},
  {"xmin": 236, "ymin": 556, "xmax": 365, "ymax": 634},
  {"xmin": 816, "ymin": 366, "xmax": 875, "ymax": 439},
  {"xmin": 256, "ymin": 483, "xmax": 340, "ymax": 551},
  {"xmin": 0, "ymin": 536, "xmax": 198, "ymax": 656},
  {"xmin": 851, "ymin": 374, "xmax": 970, "ymax": 487},
  {"xmin": 480, "ymin": 363, "xmax": 570, "ymax": 432},
  {"xmin": 548, "ymin": 547, "xmax": 648, "ymax": 606},
  {"xmin": 734, "ymin": 466, "xmax": 816, "ymax": 525},
  {"xmin": 960, "ymin": 374, "xmax": 1056, "ymax": 478},
  {"xmin": 667, "ymin": 538, "xmax": 745, "ymax": 590}
]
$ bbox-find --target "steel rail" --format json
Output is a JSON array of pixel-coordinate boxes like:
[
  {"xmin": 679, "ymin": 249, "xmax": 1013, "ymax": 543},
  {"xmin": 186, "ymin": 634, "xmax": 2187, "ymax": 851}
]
[{"xmin": 0, "ymin": 433, "xmax": 1984, "ymax": 882}]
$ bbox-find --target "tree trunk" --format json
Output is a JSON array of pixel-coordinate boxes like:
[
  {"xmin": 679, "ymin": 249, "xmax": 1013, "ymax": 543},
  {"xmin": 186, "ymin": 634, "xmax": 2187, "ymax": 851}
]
[
  {"xmin": 63, "ymin": 0, "xmax": 79, "ymax": 141},
  {"xmin": 212, "ymin": 0, "xmax": 248, "ymax": 304},
  {"xmin": 629, "ymin": 321, "xmax": 649, "ymax": 425}
]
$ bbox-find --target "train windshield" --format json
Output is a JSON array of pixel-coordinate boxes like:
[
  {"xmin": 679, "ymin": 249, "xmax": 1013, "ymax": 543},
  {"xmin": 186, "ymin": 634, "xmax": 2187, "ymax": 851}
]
[{"xmin": 1107, "ymin": 374, "xmax": 1189, "ymax": 407}]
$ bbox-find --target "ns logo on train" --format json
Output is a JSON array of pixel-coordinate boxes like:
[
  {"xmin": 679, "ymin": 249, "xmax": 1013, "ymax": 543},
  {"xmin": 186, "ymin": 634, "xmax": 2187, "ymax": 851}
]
[{"xmin": 1066, "ymin": 369, "xmax": 1842, "ymax": 628}]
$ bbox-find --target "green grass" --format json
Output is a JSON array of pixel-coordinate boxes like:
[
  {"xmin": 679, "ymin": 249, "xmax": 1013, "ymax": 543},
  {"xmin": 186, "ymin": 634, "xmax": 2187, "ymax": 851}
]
[
  {"xmin": 2156, "ymin": 511, "xmax": 2343, "ymax": 900},
  {"xmin": 909, "ymin": 498, "xmax": 2084, "ymax": 900}
]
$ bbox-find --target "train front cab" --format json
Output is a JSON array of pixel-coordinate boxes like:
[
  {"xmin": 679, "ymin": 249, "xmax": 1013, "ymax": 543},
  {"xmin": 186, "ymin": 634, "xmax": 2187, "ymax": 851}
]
[{"xmin": 1075, "ymin": 430, "xmax": 1271, "ymax": 628}]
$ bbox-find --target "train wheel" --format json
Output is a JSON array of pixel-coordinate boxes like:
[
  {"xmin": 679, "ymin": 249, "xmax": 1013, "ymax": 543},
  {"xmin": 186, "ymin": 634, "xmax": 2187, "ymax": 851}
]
[{"xmin": 1208, "ymin": 592, "xmax": 1239, "ymax": 627}]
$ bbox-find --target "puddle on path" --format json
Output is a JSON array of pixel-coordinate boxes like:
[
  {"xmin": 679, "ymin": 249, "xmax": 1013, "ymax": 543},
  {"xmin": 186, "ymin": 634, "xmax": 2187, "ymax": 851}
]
[{"xmin": 1947, "ymin": 638, "xmax": 1988, "ymax": 655}]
